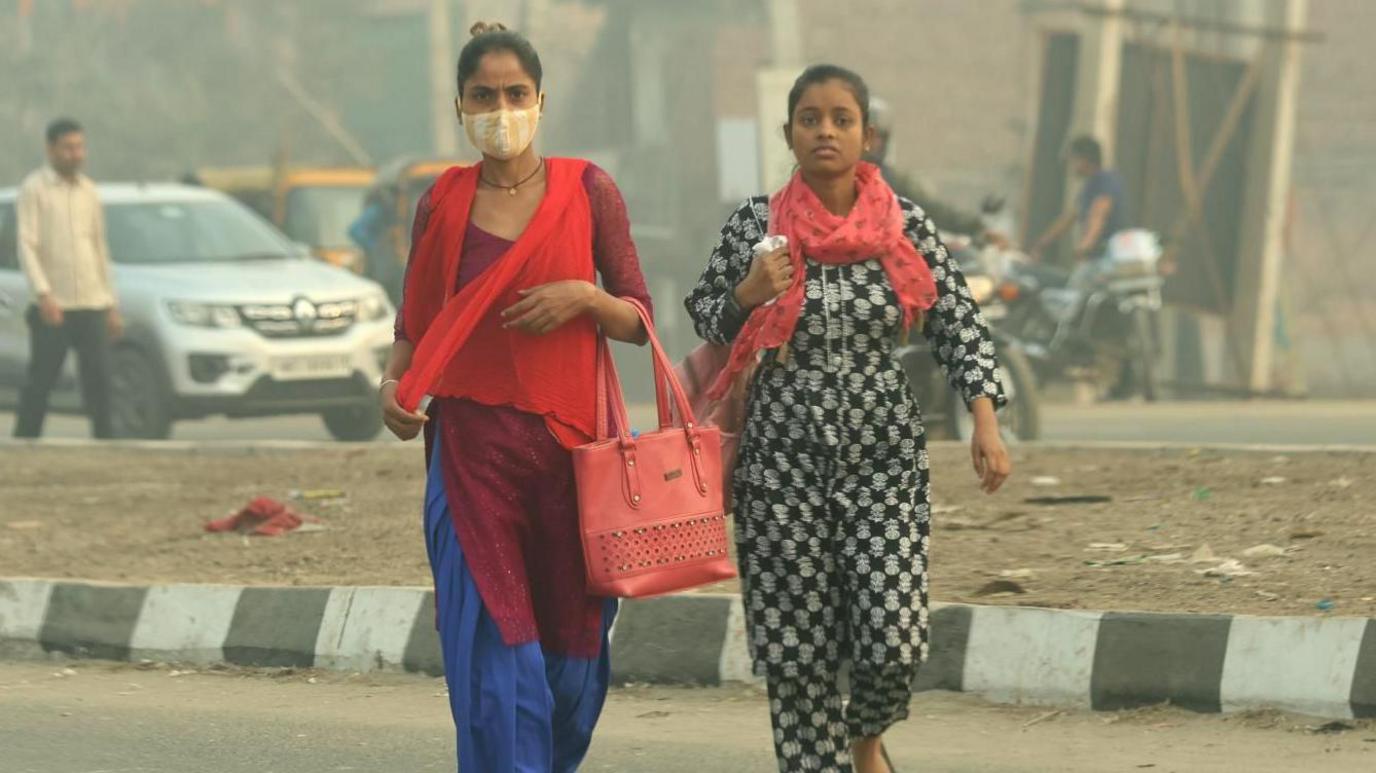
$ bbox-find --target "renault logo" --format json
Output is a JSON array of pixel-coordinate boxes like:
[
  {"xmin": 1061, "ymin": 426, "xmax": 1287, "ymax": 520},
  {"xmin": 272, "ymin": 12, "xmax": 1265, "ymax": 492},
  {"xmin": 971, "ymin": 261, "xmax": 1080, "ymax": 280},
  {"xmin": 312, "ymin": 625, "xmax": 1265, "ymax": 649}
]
[{"xmin": 292, "ymin": 298, "xmax": 318, "ymax": 321}]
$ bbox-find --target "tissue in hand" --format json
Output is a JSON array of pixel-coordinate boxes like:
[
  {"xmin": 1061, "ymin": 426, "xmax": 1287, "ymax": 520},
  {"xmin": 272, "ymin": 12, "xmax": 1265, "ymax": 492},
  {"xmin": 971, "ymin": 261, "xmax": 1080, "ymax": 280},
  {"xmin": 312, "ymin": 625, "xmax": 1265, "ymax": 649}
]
[
  {"xmin": 752, "ymin": 234, "xmax": 789, "ymax": 258},
  {"xmin": 751, "ymin": 235, "xmax": 791, "ymax": 307}
]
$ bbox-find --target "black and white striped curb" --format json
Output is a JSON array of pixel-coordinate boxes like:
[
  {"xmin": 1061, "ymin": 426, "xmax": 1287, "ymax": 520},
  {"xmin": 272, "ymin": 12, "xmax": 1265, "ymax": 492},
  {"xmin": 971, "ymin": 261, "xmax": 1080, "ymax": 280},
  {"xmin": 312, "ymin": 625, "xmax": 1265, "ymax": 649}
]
[{"xmin": 2, "ymin": 579, "xmax": 1373, "ymax": 720}]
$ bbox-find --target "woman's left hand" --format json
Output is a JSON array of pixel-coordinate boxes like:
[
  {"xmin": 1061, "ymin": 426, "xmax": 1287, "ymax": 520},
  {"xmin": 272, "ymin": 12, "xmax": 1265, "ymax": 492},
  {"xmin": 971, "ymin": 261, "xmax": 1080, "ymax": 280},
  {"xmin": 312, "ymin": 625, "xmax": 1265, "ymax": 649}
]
[
  {"xmin": 971, "ymin": 421, "xmax": 1012, "ymax": 494},
  {"xmin": 501, "ymin": 280, "xmax": 597, "ymax": 335}
]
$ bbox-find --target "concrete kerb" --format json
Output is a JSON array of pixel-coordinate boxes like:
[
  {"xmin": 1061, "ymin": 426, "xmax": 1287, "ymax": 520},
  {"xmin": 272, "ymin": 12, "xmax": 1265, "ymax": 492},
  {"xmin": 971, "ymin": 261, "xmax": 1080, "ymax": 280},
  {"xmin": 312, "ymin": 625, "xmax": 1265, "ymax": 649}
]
[{"xmin": 2, "ymin": 578, "xmax": 1372, "ymax": 720}]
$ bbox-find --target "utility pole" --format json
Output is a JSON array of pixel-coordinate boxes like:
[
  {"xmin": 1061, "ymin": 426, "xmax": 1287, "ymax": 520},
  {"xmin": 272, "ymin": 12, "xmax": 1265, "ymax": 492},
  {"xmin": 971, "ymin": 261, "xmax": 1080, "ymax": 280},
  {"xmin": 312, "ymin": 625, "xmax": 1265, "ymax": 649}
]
[
  {"xmin": 1230, "ymin": 0, "xmax": 1307, "ymax": 393},
  {"xmin": 17, "ymin": 0, "xmax": 33, "ymax": 57},
  {"xmin": 429, "ymin": 0, "xmax": 459, "ymax": 157},
  {"xmin": 757, "ymin": 0, "xmax": 804, "ymax": 192},
  {"xmin": 1073, "ymin": 0, "xmax": 1125, "ymax": 166},
  {"xmin": 768, "ymin": 0, "xmax": 803, "ymax": 69}
]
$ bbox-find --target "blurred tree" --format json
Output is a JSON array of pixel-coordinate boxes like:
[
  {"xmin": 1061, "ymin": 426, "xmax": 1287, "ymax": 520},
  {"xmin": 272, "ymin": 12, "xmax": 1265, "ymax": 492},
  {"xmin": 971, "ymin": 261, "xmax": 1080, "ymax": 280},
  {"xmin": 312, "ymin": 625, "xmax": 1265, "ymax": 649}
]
[{"xmin": 0, "ymin": 0, "xmax": 431, "ymax": 183}]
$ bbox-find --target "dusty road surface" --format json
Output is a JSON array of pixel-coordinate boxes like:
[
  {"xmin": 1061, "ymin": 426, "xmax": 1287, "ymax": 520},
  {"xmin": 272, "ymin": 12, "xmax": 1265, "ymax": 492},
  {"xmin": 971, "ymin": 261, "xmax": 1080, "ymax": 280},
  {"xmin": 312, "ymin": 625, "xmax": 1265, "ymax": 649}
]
[
  {"xmin": 0, "ymin": 661, "xmax": 1373, "ymax": 772},
  {"xmin": 5, "ymin": 399, "xmax": 1376, "ymax": 445},
  {"xmin": 4, "ymin": 444, "xmax": 1374, "ymax": 617}
]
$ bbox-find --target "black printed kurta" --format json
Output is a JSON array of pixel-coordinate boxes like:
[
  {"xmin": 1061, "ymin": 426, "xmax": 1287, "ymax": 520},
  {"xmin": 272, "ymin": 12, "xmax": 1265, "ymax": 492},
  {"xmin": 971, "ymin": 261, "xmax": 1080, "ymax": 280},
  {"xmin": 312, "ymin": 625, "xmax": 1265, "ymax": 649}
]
[{"xmin": 685, "ymin": 196, "xmax": 1005, "ymax": 678}]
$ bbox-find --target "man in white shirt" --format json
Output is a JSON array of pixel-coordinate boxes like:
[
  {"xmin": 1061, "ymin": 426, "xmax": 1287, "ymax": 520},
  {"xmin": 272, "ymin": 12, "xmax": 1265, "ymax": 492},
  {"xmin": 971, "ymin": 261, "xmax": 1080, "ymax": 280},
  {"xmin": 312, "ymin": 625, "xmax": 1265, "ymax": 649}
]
[{"xmin": 13, "ymin": 119, "xmax": 122, "ymax": 439}]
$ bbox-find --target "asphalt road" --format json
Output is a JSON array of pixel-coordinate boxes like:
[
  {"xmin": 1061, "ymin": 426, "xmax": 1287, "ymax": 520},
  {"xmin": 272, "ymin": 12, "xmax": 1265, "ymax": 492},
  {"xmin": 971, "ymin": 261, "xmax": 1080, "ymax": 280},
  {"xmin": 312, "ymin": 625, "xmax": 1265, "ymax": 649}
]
[
  {"xmin": 2, "ymin": 661, "xmax": 1373, "ymax": 773},
  {"xmin": 3, "ymin": 400, "xmax": 1375, "ymax": 446}
]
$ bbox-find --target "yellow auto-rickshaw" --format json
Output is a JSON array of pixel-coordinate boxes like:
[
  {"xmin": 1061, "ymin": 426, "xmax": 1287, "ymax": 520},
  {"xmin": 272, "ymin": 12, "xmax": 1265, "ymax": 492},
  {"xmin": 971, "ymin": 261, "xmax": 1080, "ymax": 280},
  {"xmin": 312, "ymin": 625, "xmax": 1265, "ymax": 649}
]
[
  {"xmin": 273, "ymin": 167, "xmax": 376, "ymax": 271},
  {"xmin": 187, "ymin": 165, "xmax": 376, "ymax": 272},
  {"xmin": 186, "ymin": 166, "xmax": 275, "ymax": 221}
]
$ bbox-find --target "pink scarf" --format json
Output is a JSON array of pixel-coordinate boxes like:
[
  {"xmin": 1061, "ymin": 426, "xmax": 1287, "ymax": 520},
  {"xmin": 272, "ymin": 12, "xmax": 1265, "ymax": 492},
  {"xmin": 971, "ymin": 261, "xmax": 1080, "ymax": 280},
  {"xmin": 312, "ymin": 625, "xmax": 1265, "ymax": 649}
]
[{"xmin": 707, "ymin": 162, "xmax": 938, "ymax": 399}]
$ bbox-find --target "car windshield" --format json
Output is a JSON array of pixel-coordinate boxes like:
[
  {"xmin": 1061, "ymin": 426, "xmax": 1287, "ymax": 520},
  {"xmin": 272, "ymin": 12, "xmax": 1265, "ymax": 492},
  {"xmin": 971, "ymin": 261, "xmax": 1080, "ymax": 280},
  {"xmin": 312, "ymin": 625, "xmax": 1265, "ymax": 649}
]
[
  {"xmin": 282, "ymin": 185, "xmax": 368, "ymax": 249},
  {"xmin": 105, "ymin": 200, "xmax": 295, "ymax": 264}
]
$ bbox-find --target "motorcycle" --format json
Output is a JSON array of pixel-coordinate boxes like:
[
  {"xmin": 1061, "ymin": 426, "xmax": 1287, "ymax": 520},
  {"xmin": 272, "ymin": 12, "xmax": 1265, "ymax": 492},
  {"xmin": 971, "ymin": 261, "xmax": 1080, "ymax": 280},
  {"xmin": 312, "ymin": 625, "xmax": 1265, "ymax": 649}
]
[
  {"xmin": 896, "ymin": 233, "xmax": 1042, "ymax": 442},
  {"xmin": 997, "ymin": 229, "xmax": 1165, "ymax": 401}
]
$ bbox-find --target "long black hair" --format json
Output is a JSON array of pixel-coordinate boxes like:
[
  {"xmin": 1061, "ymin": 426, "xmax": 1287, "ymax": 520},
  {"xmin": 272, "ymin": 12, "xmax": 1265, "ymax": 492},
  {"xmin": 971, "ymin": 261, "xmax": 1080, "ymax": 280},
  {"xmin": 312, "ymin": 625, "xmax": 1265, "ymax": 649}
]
[
  {"xmin": 786, "ymin": 64, "xmax": 871, "ymax": 126},
  {"xmin": 456, "ymin": 22, "xmax": 543, "ymax": 95}
]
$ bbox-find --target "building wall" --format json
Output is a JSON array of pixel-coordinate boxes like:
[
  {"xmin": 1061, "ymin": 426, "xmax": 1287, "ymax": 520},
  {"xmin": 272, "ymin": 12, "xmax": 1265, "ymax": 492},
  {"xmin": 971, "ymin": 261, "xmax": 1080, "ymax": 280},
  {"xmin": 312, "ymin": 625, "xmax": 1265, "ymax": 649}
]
[
  {"xmin": 792, "ymin": 0, "xmax": 1375, "ymax": 396},
  {"xmin": 797, "ymin": 0, "xmax": 1030, "ymax": 208},
  {"xmin": 1288, "ymin": 0, "xmax": 1376, "ymax": 395}
]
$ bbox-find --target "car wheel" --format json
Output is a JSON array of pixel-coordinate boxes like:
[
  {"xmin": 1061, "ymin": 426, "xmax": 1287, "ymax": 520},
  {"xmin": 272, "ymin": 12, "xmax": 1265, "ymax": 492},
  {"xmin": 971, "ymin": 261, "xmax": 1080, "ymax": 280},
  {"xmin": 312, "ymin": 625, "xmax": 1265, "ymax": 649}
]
[
  {"xmin": 322, "ymin": 404, "xmax": 384, "ymax": 442},
  {"xmin": 110, "ymin": 346, "xmax": 173, "ymax": 440}
]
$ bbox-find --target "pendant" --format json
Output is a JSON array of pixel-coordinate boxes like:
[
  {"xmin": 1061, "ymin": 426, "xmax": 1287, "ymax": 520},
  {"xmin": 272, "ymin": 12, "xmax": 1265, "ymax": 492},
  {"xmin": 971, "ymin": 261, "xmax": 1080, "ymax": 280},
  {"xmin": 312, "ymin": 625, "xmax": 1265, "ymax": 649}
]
[{"xmin": 508, "ymin": 187, "xmax": 518, "ymax": 197}]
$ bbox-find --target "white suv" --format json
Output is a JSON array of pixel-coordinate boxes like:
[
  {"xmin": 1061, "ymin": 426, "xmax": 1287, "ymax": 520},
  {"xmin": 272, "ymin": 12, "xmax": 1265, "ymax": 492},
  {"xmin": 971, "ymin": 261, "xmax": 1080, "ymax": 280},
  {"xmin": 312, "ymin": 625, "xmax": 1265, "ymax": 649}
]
[{"xmin": 0, "ymin": 183, "xmax": 395, "ymax": 440}]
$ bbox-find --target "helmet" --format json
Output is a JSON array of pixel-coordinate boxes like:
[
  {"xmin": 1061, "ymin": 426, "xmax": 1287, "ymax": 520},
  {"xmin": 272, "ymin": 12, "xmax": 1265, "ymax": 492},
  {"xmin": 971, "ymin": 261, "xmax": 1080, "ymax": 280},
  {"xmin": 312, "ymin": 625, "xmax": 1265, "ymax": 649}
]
[{"xmin": 869, "ymin": 96, "xmax": 893, "ymax": 134}]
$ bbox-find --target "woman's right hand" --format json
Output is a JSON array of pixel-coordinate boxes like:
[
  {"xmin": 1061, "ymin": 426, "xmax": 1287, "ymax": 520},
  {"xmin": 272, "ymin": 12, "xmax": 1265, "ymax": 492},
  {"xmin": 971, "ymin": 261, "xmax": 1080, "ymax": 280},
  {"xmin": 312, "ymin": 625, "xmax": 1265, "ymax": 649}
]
[
  {"xmin": 380, "ymin": 380, "xmax": 427, "ymax": 441},
  {"xmin": 734, "ymin": 246, "xmax": 794, "ymax": 309}
]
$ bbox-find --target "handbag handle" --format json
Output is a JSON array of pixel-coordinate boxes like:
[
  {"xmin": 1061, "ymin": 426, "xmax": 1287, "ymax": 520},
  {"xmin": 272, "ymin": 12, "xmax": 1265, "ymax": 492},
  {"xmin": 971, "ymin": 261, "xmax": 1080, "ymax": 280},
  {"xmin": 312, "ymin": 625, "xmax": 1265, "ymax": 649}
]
[
  {"xmin": 595, "ymin": 337, "xmax": 633, "ymax": 440},
  {"xmin": 627, "ymin": 297, "xmax": 700, "ymax": 430},
  {"xmin": 594, "ymin": 298, "xmax": 700, "ymax": 439},
  {"xmin": 593, "ymin": 298, "xmax": 712, "ymax": 498}
]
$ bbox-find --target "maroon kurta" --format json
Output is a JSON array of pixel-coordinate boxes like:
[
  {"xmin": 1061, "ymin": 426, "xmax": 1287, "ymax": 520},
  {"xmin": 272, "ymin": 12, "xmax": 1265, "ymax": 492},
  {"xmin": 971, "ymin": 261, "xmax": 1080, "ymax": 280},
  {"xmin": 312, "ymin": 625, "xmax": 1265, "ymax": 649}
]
[{"xmin": 397, "ymin": 164, "xmax": 651, "ymax": 657}]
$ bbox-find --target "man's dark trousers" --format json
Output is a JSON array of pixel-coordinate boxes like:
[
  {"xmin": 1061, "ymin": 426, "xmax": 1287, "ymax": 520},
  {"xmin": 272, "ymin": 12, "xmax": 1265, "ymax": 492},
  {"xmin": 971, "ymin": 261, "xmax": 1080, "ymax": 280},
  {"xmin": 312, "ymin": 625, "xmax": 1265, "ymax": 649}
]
[{"xmin": 14, "ymin": 305, "xmax": 114, "ymax": 439}]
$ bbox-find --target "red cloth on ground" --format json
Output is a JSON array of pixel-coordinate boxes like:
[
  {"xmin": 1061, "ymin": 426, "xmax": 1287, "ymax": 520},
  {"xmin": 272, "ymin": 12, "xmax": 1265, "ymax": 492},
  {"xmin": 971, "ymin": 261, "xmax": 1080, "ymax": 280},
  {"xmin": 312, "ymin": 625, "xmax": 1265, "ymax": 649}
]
[
  {"xmin": 204, "ymin": 497, "xmax": 317, "ymax": 537},
  {"xmin": 401, "ymin": 163, "xmax": 652, "ymax": 657}
]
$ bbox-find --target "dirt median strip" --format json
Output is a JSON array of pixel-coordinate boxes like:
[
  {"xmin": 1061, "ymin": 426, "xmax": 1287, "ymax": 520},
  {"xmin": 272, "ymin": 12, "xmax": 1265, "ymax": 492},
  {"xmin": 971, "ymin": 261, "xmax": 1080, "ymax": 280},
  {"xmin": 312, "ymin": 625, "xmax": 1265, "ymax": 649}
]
[{"xmin": 3, "ymin": 443, "xmax": 1374, "ymax": 617}]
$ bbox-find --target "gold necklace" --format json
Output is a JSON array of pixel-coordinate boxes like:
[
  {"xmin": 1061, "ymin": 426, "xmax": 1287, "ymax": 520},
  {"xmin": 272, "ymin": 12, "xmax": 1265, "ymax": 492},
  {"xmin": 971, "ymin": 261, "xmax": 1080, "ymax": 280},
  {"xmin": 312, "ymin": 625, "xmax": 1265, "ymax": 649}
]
[{"xmin": 480, "ymin": 158, "xmax": 544, "ymax": 197}]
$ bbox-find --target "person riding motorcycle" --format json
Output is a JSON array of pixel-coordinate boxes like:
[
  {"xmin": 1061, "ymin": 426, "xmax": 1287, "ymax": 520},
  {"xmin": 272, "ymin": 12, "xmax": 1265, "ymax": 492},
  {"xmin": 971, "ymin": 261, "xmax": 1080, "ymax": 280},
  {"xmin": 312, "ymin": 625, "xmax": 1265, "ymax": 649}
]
[
  {"xmin": 864, "ymin": 97, "xmax": 1009, "ymax": 247},
  {"xmin": 1026, "ymin": 135, "xmax": 1150, "ymax": 400},
  {"xmin": 1030, "ymin": 135, "xmax": 1129, "ymax": 277}
]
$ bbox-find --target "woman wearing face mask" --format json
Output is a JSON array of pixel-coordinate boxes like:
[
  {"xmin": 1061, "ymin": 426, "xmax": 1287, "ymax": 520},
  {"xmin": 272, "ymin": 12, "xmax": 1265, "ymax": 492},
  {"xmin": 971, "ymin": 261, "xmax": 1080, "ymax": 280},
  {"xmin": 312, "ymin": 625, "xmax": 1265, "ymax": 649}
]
[
  {"xmin": 686, "ymin": 65, "xmax": 1011, "ymax": 773},
  {"xmin": 377, "ymin": 22, "xmax": 651, "ymax": 773}
]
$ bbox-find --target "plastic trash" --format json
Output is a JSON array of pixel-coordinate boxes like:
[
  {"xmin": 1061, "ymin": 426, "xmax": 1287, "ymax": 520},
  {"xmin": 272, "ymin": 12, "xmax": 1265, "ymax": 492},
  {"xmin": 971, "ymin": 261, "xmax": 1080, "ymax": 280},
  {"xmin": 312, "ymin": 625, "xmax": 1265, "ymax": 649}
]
[{"xmin": 1241, "ymin": 544, "xmax": 1288, "ymax": 558}]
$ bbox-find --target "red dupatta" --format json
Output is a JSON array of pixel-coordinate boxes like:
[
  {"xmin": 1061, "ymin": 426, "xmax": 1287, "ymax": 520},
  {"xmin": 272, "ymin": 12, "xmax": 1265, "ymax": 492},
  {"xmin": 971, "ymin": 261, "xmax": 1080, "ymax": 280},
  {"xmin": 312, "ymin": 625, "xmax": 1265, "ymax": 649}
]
[{"xmin": 398, "ymin": 158, "xmax": 600, "ymax": 448}]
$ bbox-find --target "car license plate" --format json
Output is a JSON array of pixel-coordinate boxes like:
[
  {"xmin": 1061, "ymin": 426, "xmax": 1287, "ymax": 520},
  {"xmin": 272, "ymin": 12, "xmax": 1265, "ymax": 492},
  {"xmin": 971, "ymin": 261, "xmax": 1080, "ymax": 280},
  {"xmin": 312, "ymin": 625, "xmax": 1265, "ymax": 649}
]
[{"xmin": 270, "ymin": 354, "xmax": 352, "ymax": 381}]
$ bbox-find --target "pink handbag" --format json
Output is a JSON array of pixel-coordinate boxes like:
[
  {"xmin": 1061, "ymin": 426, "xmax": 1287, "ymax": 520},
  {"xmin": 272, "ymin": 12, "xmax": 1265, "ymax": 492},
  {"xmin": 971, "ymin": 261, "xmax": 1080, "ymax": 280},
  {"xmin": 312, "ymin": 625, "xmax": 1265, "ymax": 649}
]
[{"xmin": 572, "ymin": 299, "xmax": 737, "ymax": 598}]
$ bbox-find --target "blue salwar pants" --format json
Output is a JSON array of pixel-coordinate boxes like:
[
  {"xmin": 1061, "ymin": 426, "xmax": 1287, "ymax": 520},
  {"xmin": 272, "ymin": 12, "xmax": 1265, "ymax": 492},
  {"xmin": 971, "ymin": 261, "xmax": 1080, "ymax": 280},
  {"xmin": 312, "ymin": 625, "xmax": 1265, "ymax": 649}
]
[{"xmin": 424, "ymin": 437, "xmax": 617, "ymax": 772}]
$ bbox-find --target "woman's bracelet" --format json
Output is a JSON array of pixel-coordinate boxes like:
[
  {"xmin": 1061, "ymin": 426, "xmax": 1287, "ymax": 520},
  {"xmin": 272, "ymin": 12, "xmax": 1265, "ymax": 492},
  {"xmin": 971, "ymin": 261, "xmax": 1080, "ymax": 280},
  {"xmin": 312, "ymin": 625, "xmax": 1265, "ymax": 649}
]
[{"xmin": 379, "ymin": 378, "xmax": 400, "ymax": 391}]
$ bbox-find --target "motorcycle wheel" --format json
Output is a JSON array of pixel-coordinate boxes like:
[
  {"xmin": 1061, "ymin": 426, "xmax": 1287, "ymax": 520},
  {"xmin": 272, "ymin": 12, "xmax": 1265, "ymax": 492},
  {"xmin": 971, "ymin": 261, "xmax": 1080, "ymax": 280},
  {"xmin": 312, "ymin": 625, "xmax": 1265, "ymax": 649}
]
[
  {"xmin": 1131, "ymin": 307, "xmax": 1161, "ymax": 402},
  {"xmin": 998, "ymin": 344, "xmax": 1042, "ymax": 440},
  {"xmin": 949, "ymin": 344, "xmax": 1041, "ymax": 442}
]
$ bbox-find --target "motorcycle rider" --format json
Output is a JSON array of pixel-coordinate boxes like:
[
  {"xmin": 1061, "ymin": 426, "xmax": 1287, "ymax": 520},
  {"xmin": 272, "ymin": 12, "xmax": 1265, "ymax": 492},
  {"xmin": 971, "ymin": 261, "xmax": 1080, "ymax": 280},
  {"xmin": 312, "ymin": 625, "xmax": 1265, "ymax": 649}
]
[
  {"xmin": 865, "ymin": 97, "xmax": 1009, "ymax": 246},
  {"xmin": 1030, "ymin": 135, "xmax": 1128, "ymax": 266},
  {"xmin": 1029, "ymin": 135, "xmax": 1146, "ymax": 399}
]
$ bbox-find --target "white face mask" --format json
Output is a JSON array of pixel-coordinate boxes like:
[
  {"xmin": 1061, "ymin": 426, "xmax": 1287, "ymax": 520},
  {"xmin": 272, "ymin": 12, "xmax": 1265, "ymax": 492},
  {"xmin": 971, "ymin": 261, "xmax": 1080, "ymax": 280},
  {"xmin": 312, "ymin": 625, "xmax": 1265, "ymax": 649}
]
[{"xmin": 463, "ymin": 103, "xmax": 542, "ymax": 161}]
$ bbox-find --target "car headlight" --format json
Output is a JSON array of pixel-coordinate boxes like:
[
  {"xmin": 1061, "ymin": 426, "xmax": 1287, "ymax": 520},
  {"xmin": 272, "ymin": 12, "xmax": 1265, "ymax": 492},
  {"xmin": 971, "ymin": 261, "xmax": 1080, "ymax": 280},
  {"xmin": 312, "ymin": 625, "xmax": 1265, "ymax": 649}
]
[
  {"xmin": 966, "ymin": 276, "xmax": 995, "ymax": 305},
  {"xmin": 167, "ymin": 301, "xmax": 242, "ymax": 328},
  {"xmin": 360, "ymin": 292, "xmax": 391, "ymax": 321}
]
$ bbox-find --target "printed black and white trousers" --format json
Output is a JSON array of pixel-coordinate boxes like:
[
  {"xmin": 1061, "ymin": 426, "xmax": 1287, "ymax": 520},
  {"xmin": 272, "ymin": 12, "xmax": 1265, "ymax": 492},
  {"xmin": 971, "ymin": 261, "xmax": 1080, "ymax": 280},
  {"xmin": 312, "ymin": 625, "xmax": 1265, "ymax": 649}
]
[{"xmin": 766, "ymin": 663, "xmax": 916, "ymax": 772}]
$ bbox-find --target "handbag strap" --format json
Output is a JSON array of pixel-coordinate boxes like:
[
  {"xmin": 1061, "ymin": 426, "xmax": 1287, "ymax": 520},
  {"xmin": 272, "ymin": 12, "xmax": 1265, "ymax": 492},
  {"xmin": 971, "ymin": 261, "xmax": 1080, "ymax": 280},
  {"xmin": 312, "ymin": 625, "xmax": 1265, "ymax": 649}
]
[
  {"xmin": 594, "ymin": 297, "xmax": 701, "ymax": 442},
  {"xmin": 627, "ymin": 297, "xmax": 699, "ymax": 428},
  {"xmin": 594, "ymin": 337, "xmax": 633, "ymax": 441}
]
